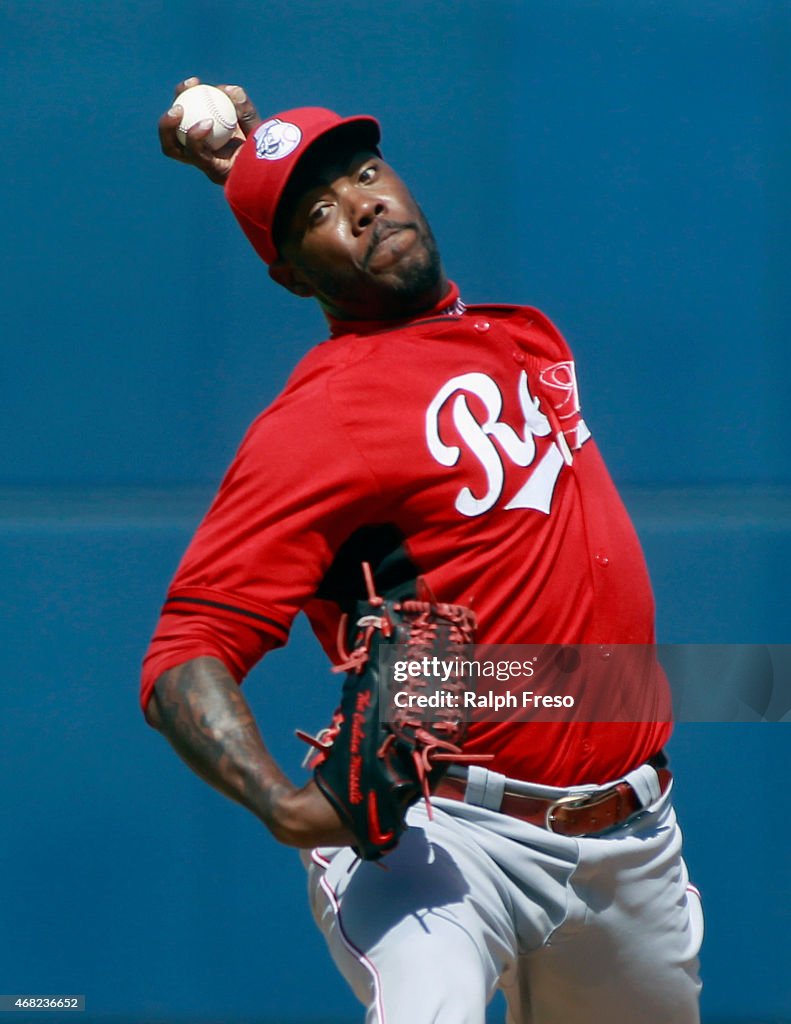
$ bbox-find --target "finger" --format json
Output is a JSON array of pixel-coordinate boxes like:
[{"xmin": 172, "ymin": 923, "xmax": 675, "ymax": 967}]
[
  {"xmin": 173, "ymin": 76, "xmax": 200, "ymax": 100},
  {"xmin": 181, "ymin": 121, "xmax": 233, "ymax": 184},
  {"xmin": 221, "ymin": 85, "xmax": 262, "ymax": 137},
  {"xmin": 182, "ymin": 119, "xmax": 214, "ymax": 161},
  {"xmin": 158, "ymin": 79, "xmax": 200, "ymax": 161},
  {"xmin": 158, "ymin": 104, "xmax": 188, "ymax": 161}
]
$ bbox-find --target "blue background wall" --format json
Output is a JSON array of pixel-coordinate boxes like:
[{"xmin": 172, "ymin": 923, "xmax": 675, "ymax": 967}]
[{"xmin": 1, "ymin": 1, "xmax": 789, "ymax": 1021}]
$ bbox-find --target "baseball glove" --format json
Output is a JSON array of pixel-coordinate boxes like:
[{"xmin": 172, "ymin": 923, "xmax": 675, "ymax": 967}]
[{"xmin": 297, "ymin": 564, "xmax": 490, "ymax": 860}]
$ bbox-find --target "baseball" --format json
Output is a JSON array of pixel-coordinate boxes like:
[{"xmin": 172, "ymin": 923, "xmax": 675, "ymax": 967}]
[{"xmin": 175, "ymin": 84, "xmax": 238, "ymax": 151}]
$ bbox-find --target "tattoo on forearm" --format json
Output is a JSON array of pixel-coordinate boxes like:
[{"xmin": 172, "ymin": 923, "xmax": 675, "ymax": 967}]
[{"xmin": 153, "ymin": 657, "xmax": 292, "ymax": 829}]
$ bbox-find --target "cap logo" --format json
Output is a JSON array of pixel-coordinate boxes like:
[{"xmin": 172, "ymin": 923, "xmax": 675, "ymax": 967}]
[{"xmin": 254, "ymin": 119, "xmax": 303, "ymax": 161}]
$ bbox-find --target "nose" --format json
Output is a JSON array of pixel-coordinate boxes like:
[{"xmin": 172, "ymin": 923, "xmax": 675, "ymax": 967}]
[{"xmin": 347, "ymin": 191, "xmax": 386, "ymax": 235}]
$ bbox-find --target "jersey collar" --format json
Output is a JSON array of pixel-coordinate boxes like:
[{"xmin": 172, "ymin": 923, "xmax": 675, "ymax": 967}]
[{"xmin": 325, "ymin": 281, "xmax": 465, "ymax": 338}]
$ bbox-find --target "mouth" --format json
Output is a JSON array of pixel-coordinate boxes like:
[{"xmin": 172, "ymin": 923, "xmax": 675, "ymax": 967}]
[{"xmin": 363, "ymin": 223, "xmax": 418, "ymax": 272}]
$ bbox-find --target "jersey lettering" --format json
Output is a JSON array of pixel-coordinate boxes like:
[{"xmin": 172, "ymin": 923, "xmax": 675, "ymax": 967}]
[{"xmin": 425, "ymin": 370, "xmax": 580, "ymax": 517}]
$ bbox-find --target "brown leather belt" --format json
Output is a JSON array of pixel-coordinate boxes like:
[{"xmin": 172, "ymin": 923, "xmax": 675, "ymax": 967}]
[{"xmin": 434, "ymin": 765, "xmax": 672, "ymax": 838}]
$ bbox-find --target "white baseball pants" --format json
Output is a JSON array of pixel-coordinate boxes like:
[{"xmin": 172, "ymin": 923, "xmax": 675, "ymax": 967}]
[{"xmin": 303, "ymin": 770, "xmax": 703, "ymax": 1024}]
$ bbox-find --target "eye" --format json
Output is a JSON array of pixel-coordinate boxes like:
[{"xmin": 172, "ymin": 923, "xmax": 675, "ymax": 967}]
[
  {"xmin": 308, "ymin": 202, "xmax": 332, "ymax": 226},
  {"xmin": 358, "ymin": 163, "xmax": 378, "ymax": 184}
]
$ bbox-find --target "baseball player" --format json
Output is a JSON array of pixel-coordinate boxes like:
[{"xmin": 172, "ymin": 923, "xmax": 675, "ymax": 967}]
[{"xmin": 143, "ymin": 78, "xmax": 704, "ymax": 1023}]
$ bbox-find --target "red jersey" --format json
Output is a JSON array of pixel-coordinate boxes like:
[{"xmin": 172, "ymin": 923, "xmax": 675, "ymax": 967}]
[{"xmin": 142, "ymin": 285, "xmax": 671, "ymax": 786}]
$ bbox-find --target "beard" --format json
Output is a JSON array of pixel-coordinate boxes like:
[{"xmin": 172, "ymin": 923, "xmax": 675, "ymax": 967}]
[
  {"xmin": 297, "ymin": 205, "xmax": 444, "ymax": 318},
  {"xmin": 370, "ymin": 216, "xmax": 443, "ymax": 306}
]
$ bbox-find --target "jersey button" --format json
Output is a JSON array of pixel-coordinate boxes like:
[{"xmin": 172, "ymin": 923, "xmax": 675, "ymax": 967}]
[
  {"xmin": 594, "ymin": 551, "xmax": 609, "ymax": 567},
  {"xmin": 474, "ymin": 319, "xmax": 491, "ymax": 332},
  {"xmin": 512, "ymin": 351, "xmax": 525, "ymax": 365}
]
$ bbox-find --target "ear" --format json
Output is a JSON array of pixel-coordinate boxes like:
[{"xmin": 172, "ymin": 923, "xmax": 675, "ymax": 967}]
[{"xmin": 268, "ymin": 258, "xmax": 315, "ymax": 298}]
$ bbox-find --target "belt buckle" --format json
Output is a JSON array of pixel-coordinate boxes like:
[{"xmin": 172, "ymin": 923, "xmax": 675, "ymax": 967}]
[{"xmin": 544, "ymin": 792, "xmax": 594, "ymax": 833}]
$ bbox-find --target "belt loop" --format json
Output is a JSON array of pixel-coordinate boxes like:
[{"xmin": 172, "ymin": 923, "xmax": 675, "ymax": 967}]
[
  {"xmin": 465, "ymin": 766, "xmax": 507, "ymax": 810},
  {"xmin": 622, "ymin": 763, "xmax": 663, "ymax": 809}
]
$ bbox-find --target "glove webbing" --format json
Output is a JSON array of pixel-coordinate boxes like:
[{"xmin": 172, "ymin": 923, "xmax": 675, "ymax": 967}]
[{"xmin": 299, "ymin": 564, "xmax": 491, "ymax": 820}]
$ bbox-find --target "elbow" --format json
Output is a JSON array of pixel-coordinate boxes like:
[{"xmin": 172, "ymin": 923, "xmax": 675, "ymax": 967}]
[{"xmin": 143, "ymin": 689, "xmax": 163, "ymax": 730}]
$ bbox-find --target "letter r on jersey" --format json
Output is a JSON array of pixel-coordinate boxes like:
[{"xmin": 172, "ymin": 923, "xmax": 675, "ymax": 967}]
[{"xmin": 425, "ymin": 369, "xmax": 587, "ymax": 518}]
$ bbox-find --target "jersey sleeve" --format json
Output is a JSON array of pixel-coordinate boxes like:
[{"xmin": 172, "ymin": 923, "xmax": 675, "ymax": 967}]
[{"xmin": 140, "ymin": 378, "xmax": 384, "ymax": 710}]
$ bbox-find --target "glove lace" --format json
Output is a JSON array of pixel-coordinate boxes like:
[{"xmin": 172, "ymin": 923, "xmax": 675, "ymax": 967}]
[{"xmin": 297, "ymin": 563, "xmax": 491, "ymax": 839}]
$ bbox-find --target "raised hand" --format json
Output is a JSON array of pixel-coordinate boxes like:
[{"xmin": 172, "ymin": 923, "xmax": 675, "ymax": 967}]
[{"xmin": 158, "ymin": 76, "xmax": 262, "ymax": 185}]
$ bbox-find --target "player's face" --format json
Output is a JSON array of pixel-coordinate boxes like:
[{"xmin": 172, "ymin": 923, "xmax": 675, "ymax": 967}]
[{"xmin": 272, "ymin": 149, "xmax": 446, "ymax": 321}]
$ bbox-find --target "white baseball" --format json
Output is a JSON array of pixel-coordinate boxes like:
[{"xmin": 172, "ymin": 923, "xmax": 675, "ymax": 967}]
[{"xmin": 175, "ymin": 84, "xmax": 239, "ymax": 151}]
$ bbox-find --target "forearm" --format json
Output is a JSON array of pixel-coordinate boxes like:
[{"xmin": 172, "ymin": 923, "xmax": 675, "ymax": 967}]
[{"xmin": 146, "ymin": 656, "xmax": 350, "ymax": 847}]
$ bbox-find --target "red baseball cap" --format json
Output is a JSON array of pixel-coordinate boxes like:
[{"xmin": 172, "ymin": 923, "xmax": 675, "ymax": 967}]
[{"xmin": 224, "ymin": 107, "xmax": 381, "ymax": 265}]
